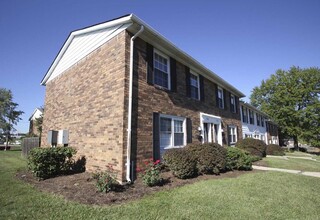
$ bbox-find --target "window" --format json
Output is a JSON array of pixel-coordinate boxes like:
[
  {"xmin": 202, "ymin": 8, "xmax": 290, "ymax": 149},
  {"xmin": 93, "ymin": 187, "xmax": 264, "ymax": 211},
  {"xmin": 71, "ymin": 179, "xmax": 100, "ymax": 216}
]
[
  {"xmin": 160, "ymin": 115, "xmax": 185, "ymax": 151},
  {"xmin": 256, "ymin": 113, "xmax": 260, "ymax": 126},
  {"xmin": 154, "ymin": 50, "xmax": 170, "ymax": 89},
  {"xmin": 228, "ymin": 126, "xmax": 237, "ymax": 145},
  {"xmin": 230, "ymin": 94, "xmax": 236, "ymax": 113},
  {"xmin": 249, "ymin": 109, "xmax": 254, "ymax": 124},
  {"xmin": 242, "ymin": 106, "xmax": 248, "ymax": 123},
  {"xmin": 261, "ymin": 117, "xmax": 264, "ymax": 127},
  {"xmin": 190, "ymin": 72, "xmax": 200, "ymax": 100},
  {"xmin": 217, "ymin": 87, "xmax": 224, "ymax": 109}
]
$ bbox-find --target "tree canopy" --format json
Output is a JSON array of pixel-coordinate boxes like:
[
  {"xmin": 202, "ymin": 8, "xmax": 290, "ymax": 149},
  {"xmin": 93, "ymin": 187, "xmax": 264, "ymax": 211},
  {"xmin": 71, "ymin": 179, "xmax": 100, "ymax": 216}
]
[
  {"xmin": 250, "ymin": 66, "xmax": 320, "ymax": 148},
  {"xmin": 0, "ymin": 88, "xmax": 24, "ymax": 148}
]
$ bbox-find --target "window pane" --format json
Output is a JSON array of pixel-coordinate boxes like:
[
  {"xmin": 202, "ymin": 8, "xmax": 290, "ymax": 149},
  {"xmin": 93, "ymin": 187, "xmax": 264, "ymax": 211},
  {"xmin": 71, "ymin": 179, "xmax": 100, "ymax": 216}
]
[
  {"xmin": 174, "ymin": 120, "xmax": 183, "ymax": 132},
  {"xmin": 154, "ymin": 52, "xmax": 169, "ymax": 88},
  {"xmin": 160, "ymin": 118, "xmax": 171, "ymax": 132},
  {"xmin": 190, "ymin": 86, "xmax": 199, "ymax": 99},
  {"xmin": 174, "ymin": 133, "xmax": 184, "ymax": 146},
  {"xmin": 154, "ymin": 69, "xmax": 168, "ymax": 88},
  {"xmin": 190, "ymin": 74, "xmax": 198, "ymax": 87}
]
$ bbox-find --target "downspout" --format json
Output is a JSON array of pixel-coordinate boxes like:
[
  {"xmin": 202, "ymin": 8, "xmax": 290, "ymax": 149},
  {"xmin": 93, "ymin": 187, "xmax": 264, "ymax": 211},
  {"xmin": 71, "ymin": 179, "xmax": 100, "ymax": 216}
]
[{"xmin": 126, "ymin": 25, "xmax": 144, "ymax": 183}]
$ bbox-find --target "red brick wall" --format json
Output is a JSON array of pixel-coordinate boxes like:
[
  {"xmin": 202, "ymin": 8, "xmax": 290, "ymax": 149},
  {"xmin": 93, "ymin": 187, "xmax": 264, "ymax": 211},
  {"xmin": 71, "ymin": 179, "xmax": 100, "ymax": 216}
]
[
  {"xmin": 42, "ymin": 31, "xmax": 129, "ymax": 181},
  {"xmin": 131, "ymin": 36, "xmax": 242, "ymax": 167}
]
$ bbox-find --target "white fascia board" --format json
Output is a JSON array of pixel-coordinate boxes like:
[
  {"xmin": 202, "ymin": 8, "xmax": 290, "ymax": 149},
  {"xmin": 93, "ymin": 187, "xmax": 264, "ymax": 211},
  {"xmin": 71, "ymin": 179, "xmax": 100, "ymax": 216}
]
[
  {"xmin": 130, "ymin": 14, "xmax": 245, "ymax": 98},
  {"xmin": 41, "ymin": 15, "xmax": 133, "ymax": 85}
]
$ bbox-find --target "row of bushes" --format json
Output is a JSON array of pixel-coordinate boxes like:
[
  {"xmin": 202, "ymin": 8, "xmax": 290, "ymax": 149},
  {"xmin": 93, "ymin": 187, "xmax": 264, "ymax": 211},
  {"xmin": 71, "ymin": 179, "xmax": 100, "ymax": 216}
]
[
  {"xmin": 162, "ymin": 143, "xmax": 253, "ymax": 179},
  {"xmin": 236, "ymin": 138, "xmax": 285, "ymax": 157},
  {"xmin": 162, "ymin": 139, "xmax": 285, "ymax": 180}
]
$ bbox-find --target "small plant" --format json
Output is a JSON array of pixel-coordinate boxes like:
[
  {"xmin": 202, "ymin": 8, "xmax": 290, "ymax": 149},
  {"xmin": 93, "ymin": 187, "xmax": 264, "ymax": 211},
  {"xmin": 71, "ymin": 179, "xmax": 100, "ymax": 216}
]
[
  {"xmin": 93, "ymin": 166, "xmax": 118, "ymax": 193},
  {"xmin": 137, "ymin": 158, "xmax": 162, "ymax": 187},
  {"xmin": 225, "ymin": 147, "xmax": 252, "ymax": 171}
]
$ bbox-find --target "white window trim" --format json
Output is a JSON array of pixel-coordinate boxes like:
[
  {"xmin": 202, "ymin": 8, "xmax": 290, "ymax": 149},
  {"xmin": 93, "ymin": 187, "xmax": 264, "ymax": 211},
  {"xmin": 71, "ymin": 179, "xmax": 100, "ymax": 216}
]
[
  {"xmin": 153, "ymin": 49, "xmax": 171, "ymax": 90},
  {"xmin": 200, "ymin": 112, "xmax": 223, "ymax": 145},
  {"xmin": 159, "ymin": 114, "xmax": 186, "ymax": 149},
  {"xmin": 190, "ymin": 70, "xmax": 200, "ymax": 100},
  {"xmin": 228, "ymin": 125, "xmax": 237, "ymax": 145}
]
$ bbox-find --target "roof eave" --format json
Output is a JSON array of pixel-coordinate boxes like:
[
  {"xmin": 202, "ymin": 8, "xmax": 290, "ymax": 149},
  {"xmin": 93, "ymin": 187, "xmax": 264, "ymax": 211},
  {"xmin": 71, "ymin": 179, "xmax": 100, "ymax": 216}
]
[
  {"xmin": 40, "ymin": 14, "xmax": 134, "ymax": 86},
  {"xmin": 130, "ymin": 15, "xmax": 245, "ymax": 97}
]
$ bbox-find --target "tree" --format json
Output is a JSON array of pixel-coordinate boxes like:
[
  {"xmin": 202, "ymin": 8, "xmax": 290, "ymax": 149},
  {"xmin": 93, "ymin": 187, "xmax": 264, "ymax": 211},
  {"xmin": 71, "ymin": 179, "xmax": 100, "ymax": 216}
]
[
  {"xmin": 250, "ymin": 66, "xmax": 320, "ymax": 149},
  {"xmin": 0, "ymin": 88, "xmax": 24, "ymax": 150}
]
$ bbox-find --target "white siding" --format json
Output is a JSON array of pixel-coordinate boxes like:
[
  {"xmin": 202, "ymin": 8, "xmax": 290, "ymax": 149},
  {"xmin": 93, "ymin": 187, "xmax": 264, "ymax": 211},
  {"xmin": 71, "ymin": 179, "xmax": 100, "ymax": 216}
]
[
  {"xmin": 240, "ymin": 104, "xmax": 267, "ymax": 144},
  {"xmin": 46, "ymin": 23, "xmax": 131, "ymax": 83}
]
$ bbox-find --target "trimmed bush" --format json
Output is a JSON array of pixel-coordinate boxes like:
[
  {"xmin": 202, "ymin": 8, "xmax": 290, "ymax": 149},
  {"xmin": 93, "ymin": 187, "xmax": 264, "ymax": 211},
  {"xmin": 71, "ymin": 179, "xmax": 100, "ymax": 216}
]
[
  {"xmin": 28, "ymin": 147, "xmax": 77, "ymax": 179},
  {"xmin": 235, "ymin": 138, "xmax": 267, "ymax": 158},
  {"xmin": 266, "ymin": 144, "xmax": 285, "ymax": 156},
  {"xmin": 186, "ymin": 143, "xmax": 227, "ymax": 175},
  {"xmin": 163, "ymin": 148, "xmax": 197, "ymax": 179},
  {"xmin": 225, "ymin": 147, "xmax": 252, "ymax": 171}
]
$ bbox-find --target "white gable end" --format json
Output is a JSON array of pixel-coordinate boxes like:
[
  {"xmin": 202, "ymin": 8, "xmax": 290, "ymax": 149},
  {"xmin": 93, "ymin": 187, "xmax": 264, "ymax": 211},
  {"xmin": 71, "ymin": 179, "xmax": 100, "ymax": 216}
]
[{"xmin": 45, "ymin": 23, "xmax": 131, "ymax": 84}]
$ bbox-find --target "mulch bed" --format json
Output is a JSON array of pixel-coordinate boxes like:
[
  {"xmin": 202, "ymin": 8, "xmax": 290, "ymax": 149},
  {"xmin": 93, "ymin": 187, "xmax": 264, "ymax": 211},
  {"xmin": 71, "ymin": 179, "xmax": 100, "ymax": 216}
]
[{"xmin": 16, "ymin": 169, "xmax": 257, "ymax": 206}]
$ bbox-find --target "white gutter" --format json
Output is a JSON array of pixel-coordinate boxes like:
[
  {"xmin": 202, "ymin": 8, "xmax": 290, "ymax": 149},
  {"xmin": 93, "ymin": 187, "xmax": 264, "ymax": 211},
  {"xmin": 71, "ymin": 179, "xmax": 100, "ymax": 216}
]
[{"xmin": 126, "ymin": 25, "xmax": 144, "ymax": 183}]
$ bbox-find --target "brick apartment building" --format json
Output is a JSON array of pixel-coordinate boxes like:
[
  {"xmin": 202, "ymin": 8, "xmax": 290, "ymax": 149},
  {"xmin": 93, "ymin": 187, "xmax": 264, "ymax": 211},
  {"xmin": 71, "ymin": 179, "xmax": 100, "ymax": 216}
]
[{"xmin": 40, "ymin": 14, "xmax": 245, "ymax": 182}]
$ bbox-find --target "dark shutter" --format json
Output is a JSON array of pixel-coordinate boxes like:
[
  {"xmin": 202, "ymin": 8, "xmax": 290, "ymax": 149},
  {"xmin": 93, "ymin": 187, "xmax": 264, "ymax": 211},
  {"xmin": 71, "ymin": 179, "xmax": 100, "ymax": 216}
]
[
  {"xmin": 223, "ymin": 89, "xmax": 228, "ymax": 110},
  {"xmin": 235, "ymin": 96, "xmax": 239, "ymax": 113},
  {"xmin": 186, "ymin": 118, "xmax": 192, "ymax": 144},
  {"xmin": 170, "ymin": 57, "xmax": 177, "ymax": 92},
  {"xmin": 229, "ymin": 93, "xmax": 233, "ymax": 113},
  {"xmin": 199, "ymin": 75, "xmax": 205, "ymax": 101},
  {"xmin": 185, "ymin": 66, "xmax": 191, "ymax": 97},
  {"xmin": 153, "ymin": 113, "xmax": 160, "ymax": 160},
  {"xmin": 146, "ymin": 43, "xmax": 154, "ymax": 85}
]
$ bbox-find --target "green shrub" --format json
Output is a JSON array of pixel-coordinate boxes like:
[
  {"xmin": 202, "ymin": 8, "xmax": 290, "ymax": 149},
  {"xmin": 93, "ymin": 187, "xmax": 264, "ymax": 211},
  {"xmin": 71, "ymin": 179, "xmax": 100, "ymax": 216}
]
[
  {"xmin": 27, "ymin": 147, "xmax": 76, "ymax": 179},
  {"xmin": 250, "ymin": 155, "xmax": 263, "ymax": 162},
  {"xmin": 93, "ymin": 166, "xmax": 118, "ymax": 193},
  {"xmin": 163, "ymin": 148, "xmax": 197, "ymax": 179},
  {"xmin": 137, "ymin": 158, "xmax": 162, "ymax": 187},
  {"xmin": 235, "ymin": 138, "xmax": 267, "ymax": 158},
  {"xmin": 266, "ymin": 144, "xmax": 285, "ymax": 156},
  {"xmin": 225, "ymin": 147, "xmax": 252, "ymax": 171},
  {"xmin": 186, "ymin": 143, "xmax": 227, "ymax": 175}
]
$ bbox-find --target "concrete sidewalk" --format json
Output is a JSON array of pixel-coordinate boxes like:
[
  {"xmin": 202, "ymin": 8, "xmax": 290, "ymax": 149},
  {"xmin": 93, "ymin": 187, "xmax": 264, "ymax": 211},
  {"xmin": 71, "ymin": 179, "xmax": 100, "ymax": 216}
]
[{"xmin": 252, "ymin": 165, "xmax": 320, "ymax": 178}]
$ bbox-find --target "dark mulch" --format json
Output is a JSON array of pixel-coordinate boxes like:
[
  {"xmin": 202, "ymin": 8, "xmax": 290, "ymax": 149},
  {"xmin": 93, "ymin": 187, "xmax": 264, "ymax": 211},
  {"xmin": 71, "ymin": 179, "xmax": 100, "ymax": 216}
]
[{"xmin": 16, "ymin": 169, "xmax": 257, "ymax": 206}]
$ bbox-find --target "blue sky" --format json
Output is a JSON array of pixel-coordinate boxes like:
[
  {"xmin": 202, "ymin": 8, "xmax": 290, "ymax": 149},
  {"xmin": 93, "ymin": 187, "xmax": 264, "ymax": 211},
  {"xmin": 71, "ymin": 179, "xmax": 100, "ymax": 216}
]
[{"xmin": 1, "ymin": 0, "xmax": 319, "ymax": 133}]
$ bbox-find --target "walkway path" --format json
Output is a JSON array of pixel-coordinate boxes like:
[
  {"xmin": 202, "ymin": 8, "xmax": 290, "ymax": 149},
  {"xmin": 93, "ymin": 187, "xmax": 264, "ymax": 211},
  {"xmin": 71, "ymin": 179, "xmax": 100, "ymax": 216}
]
[{"xmin": 252, "ymin": 165, "xmax": 320, "ymax": 178}]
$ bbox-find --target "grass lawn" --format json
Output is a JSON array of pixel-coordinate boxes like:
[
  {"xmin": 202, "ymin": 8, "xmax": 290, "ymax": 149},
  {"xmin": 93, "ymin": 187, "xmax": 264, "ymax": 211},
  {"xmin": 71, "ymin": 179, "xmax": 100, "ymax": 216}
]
[
  {"xmin": 263, "ymin": 152, "xmax": 320, "ymax": 172},
  {"xmin": 285, "ymin": 151, "xmax": 320, "ymax": 160},
  {"xmin": 1, "ymin": 151, "xmax": 320, "ymax": 220}
]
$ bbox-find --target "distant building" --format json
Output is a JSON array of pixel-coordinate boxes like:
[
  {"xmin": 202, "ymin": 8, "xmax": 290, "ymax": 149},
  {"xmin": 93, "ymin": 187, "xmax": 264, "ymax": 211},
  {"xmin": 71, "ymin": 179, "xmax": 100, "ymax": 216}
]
[
  {"xmin": 29, "ymin": 108, "xmax": 43, "ymax": 136},
  {"xmin": 240, "ymin": 102, "xmax": 279, "ymax": 145}
]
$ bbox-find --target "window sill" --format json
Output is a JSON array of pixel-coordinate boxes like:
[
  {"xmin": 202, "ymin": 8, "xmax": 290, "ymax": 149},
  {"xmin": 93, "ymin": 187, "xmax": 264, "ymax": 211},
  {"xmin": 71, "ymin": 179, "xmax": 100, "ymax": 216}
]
[{"xmin": 154, "ymin": 84, "xmax": 171, "ymax": 92}]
